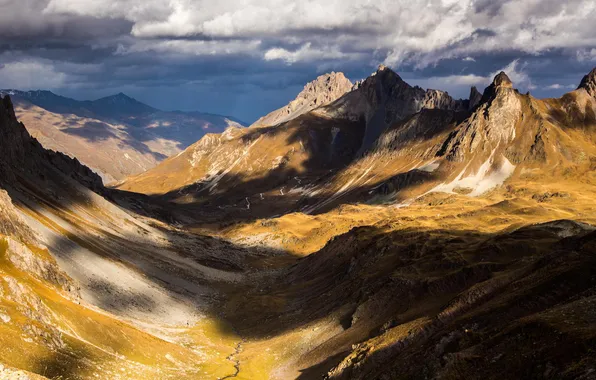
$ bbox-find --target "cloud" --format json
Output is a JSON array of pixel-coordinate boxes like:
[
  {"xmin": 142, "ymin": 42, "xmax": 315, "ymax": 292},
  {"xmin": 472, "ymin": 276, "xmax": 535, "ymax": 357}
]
[
  {"xmin": 1, "ymin": 0, "xmax": 595, "ymax": 121},
  {"xmin": 39, "ymin": 0, "xmax": 596, "ymax": 67},
  {"xmin": 116, "ymin": 39, "xmax": 263, "ymax": 57},
  {"xmin": 0, "ymin": 60, "xmax": 67, "ymax": 89},
  {"xmin": 545, "ymin": 83, "xmax": 576, "ymax": 90},
  {"xmin": 577, "ymin": 48, "xmax": 596, "ymax": 62},
  {"xmin": 264, "ymin": 43, "xmax": 361, "ymax": 64}
]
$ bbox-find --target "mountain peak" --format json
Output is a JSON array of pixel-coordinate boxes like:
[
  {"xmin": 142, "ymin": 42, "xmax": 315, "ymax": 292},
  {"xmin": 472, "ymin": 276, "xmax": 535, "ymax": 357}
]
[
  {"xmin": 98, "ymin": 92, "xmax": 136, "ymax": 103},
  {"xmin": 250, "ymin": 71, "xmax": 353, "ymax": 127},
  {"xmin": 377, "ymin": 64, "xmax": 389, "ymax": 72},
  {"xmin": 493, "ymin": 71, "xmax": 513, "ymax": 88},
  {"xmin": 479, "ymin": 71, "xmax": 515, "ymax": 106},
  {"xmin": 578, "ymin": 67, "xmax": 596, "ymax": 97},
  {"xmin": 468, "ymin": 86, "xmax": 483, "ymax": 110}
]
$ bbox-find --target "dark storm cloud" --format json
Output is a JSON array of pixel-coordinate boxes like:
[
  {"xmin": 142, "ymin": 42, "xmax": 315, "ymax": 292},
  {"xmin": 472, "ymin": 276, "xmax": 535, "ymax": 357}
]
[{"xmin": 0, "ymin": 0, "xmax": 595, "ymax": 122}]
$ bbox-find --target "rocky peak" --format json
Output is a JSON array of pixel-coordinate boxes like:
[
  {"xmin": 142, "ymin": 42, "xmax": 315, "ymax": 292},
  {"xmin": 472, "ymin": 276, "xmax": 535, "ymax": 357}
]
[
  {"xmin": 320, "ymin": 65, "xmax": 468, "ymax": 155},
  {"xmin": 479, "ymin": 71, "xmax": 515, "ymax": 105},
  {"xmin": 296, "ymin": 72, "xmax": 353, "ymax": 107},
  {"xmin": 422, "ymin": 89, "xmax": 467, "ymax": 112},
  {"xmin": 468, "ymin": 86, "xmax": 483, "ymax": 110},
  {"xmin": 251, "ymin": 71, "xmax": 353, "ymax": 127},
  {"xmin": 578, "ymin": 67, "xmax": 596, "ymax": 97},
  {"xmin": 439, "ymin": 72, "xmax": 522, "ymax": 163},
  {"xmin": 493, "ymin": 71, "xmax": 513, "ymax": 88}
]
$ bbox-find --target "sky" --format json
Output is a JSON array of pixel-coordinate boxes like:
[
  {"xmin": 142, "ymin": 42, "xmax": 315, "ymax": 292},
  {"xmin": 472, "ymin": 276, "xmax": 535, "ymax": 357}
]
[{"xmin": 0, "ymin": 0, "xmax": 595, "ymax": 123}]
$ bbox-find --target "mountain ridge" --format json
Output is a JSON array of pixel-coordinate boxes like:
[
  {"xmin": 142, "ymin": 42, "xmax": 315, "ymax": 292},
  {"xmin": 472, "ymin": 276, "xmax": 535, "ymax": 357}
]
[
  {"xmin": 0, "ymin": 89, "xmax": 246, "ymax": 182},
  {"xmin": 1, "ymin": 65, "xmax": 596, "ymax": 380},
  {"xmin": 118, "ymin": 65, "xmax": 596, "ymax": 219}
]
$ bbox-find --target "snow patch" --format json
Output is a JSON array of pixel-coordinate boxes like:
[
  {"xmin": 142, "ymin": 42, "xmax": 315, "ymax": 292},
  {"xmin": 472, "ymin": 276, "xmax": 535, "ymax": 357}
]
[
  {"xmin": 417, "ymin": 161, "xmax": 440, "ymax": 173},
  {"xmin": 429, "ymin": 151, "xmax": 515, "ymax": 197}
]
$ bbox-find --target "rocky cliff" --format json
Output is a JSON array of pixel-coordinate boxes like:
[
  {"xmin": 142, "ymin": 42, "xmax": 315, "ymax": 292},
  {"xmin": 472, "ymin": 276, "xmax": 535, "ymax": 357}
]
[{"xmin": 0, "ymin": 95, "xmax": 103, "ymax": 192}]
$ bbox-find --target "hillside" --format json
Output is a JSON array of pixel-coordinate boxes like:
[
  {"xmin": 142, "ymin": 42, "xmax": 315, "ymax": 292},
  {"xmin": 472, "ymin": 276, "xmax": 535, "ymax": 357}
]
[
  {"xmin": 117, "ymin": 66, "xmax": 468, "ymax": 200},
  {"xmin": 0, "ymin": 90, "xmax": 245, "ymax": 182},
  {"xmin": 0, "ymin": 67, "xmax": 596, "ymax": 380}
]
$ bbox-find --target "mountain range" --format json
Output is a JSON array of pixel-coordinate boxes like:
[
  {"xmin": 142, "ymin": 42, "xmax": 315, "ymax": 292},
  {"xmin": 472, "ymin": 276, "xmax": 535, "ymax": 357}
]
[
  {"xmin": 0, "ymin": 89, "xmax": 245, "ymax": 183},
  {"xmin": 0, "ymin": 65, "xmax": 596, "ymax": 380}
]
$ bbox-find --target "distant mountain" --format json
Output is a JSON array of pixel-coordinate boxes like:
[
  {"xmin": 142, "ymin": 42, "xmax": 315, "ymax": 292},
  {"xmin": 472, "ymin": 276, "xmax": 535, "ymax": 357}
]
[
  {"xmin": 0, "ymin": 89, "xmax": 245, "ymax": 183},
  {"xmin": 116, "ymin": 66, "xmax": 469, "ymax": 202},
  {"xmin": 118, "ymin": 65, "xmax": 596, "ymax": 219}
]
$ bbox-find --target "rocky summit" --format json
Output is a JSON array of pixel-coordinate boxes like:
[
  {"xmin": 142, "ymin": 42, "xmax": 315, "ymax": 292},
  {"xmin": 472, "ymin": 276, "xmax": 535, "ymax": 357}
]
[
  {"xmin": 1, "ymin": 63, "xmax": 596, "ymax": 380},
  {"xmin": 251, "ymin": 72, "xmax": 354, "ymax": 128}
]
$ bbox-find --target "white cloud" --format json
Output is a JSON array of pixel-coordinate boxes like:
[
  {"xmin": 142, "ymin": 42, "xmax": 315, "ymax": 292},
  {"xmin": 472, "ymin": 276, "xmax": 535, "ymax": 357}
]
[
  {"xmin": 545, "ymin": 83, "xmax": 576, "ymax": 90},
  {"xmin": 463, "ymin": 57, "xmax": 476, "ymax": 62},
  {"xmin": 0, "ymin": 60, "xmax": 67, "ymax": 89},
  {"xmin": 264, "ymin": 43, "xmax": 359, "ymax": 64},
  {"xmin": 42, "ymin": 0, "xmax": 596, "ymax": 67},
  {"xmin": 577, "ymin": 48, "xmax": 596, "ymax": 62}
]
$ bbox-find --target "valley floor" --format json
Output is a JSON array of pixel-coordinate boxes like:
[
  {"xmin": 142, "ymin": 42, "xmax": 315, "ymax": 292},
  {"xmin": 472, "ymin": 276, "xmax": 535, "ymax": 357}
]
[{"xmin": 2, "ymin": 170, "xmax": 596, "ymax": 379}]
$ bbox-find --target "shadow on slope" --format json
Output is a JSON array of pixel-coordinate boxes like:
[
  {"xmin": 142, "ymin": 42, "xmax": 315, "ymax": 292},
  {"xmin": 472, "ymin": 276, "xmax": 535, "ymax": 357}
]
[
  {"xmin": 307, "ymin": 227, "xmax": 596, "ymax": 379},
  {"xmin": 117, "ymin": 109, "xmax": 466, "ymax": 227},
  {"xmin": 7, "ymin": 166, "xmax": 596, "ymax": 379}
]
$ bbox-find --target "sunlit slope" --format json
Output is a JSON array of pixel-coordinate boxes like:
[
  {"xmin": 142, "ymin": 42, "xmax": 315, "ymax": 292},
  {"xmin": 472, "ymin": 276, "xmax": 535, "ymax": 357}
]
[
  {"xmin": 1, "ymin": 69, "xmax": 596, "ymax": 380},
  {"xmin": 0, "ymin": 94, "xmax": 252, "ymax": 379}
]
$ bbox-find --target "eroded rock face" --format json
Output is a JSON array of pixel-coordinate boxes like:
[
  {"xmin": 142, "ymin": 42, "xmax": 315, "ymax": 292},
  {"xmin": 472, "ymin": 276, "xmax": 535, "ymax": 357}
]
[
  {"xmin": 468, "ymin": 86, "xmax": 483, "ymax": 110},
  {"xmin": 578, "ymin": 67, "xmax": 596, "ymax": 97},
  {"xmin": 251, "ymin": 72, "xmax": 353, "ymax": 127},
  {"xmin": 422, "ymin": 89, "xmax": 467, "ymax": 112},
  {"xmin": 439, "ymin": 72, "xmax": 522, "ymax": 162},
  {"xmin": 321, "ymin": 65, "xmax": 467, "ymax": 154}
]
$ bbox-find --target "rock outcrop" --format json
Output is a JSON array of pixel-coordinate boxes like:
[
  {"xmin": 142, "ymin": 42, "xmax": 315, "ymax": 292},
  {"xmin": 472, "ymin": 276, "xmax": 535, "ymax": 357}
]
[
  {"xmin": 468, "ymin": 86, "xmax": 482, "ymax": 110},
  {"xmin": 0, "ymin": 95, "xmax": 103, "ymax": 192},
  {"xmin": 578, "ymin": 67, "xmax": 596, "ymax": 97},
  {"xmin": 251, "ymin": 72, "xmax": 353, "ymax": 127},
  {"xmin": 440, "ymin": 71, "xmax": 521, "ymax": 163}
]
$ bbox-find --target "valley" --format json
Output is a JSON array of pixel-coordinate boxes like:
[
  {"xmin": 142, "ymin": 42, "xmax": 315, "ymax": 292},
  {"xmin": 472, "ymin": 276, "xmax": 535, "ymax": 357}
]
[{"xmin": 1, "ymin": 66, "xmax": 596, "ymax": 380}]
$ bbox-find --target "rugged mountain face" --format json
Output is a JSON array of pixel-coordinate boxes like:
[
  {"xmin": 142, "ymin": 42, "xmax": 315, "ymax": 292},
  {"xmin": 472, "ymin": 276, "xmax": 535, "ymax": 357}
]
[
  {"xmin": 318, "ymin": 65, "xmax": 468, "ymax": 154},
  {"xmin": 2, "ymin": 67, "xmax": 596, "ymax": 380},
  {"xmin": 117, "ymin": 66, "xmax": 473, "ymax": 214},
  {"xmin": 468, "ymin": 86, "xmax": 482, "ymax": 110},
  {"xmin": 251, "ymin": 72, "xmax": 353, "ymax": 128},
  {"xmin": 0, "ymin": 96, "xmax": 103, "ymax": 192},
  {"xmin": 1, "ymin": 90, "xmax": 245, "ymax": 182},
  {"xmin": 578, "ymin": 67, "xmax": 596, "ymax": 97}
]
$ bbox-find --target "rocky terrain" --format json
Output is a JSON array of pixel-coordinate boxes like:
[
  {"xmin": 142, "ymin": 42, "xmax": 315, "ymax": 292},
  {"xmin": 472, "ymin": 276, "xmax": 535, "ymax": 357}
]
[
  {"xmin": 1, "ymin": 90, "xmax": 245, "ymax": 183},
  {"xmin": 1, "ymin": 65, "xmax": 596, "ymax": 380},
  {"xmin": 251, "ymin": 72, "xmax": 354, "ymax": 128}
]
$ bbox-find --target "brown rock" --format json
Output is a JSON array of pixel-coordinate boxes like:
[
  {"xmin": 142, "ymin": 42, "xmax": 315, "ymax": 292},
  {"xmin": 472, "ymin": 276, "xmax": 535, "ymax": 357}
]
[{"xmin": 251, "ymin": 72, "xmax": 353, "ymax": 127}]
